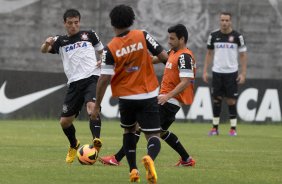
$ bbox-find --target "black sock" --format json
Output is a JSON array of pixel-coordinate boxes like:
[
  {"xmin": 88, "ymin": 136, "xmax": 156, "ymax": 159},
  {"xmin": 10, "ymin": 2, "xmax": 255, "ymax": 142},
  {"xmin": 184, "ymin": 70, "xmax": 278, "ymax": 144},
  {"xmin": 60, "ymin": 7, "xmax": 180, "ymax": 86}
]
[
  {"xmin": 115, "ymin": 131, "xmax": 141, "ymax": 162},
  {"xmin": 123, "ymin": 133, "xmax": 137, "ymax": 171},
  {"xmin": 89, "ymin": 116, "xmax": 101, "ymax": 139},
  {"xmin": 147, "ymin": 136, "xmax": 161, "ymax": 161},
  {"xmin": 161, "ymin": 131, "xmax": 189, "ymax": 161},
  {"xmin": 62, "ymin": 124, "xmax": 77, "ymax": 148},
  {"xmin": 213, "ymin": 125, "xmax": 219, "ymax": 129}
]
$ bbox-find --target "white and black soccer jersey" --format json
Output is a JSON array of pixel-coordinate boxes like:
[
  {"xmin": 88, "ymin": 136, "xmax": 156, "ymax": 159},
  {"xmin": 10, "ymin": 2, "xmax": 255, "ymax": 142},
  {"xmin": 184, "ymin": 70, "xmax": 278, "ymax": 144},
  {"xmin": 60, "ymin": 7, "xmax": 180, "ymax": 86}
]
[
  {"xmin": 50, "ymin": 30, "xmax": 104, "ymax": 84},
  {"xmin": 207, "ymin": 29, "xmax": 247, "ymax": 73}
]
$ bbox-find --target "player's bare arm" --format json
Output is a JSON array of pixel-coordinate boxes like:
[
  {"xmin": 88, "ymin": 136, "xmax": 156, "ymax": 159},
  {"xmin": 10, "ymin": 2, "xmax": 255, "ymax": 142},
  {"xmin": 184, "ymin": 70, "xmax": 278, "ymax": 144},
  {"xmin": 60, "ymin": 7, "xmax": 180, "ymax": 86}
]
[
  {"xmin": 237, "ymin": 51, "xmax": 248, "ymax": 84},
  {"xmin": 156, "ymin": 50, "xmax": 168, "ymax": 63},
  {"xmin": 152, "ymin": 51, "xmax": 168, "ymax": 64},
  {"xmin": 40, "ymin": 37, "xmax": 55, "ymax": 53},
  {"xmin": 202, "ymin": 49, "xmax": 213, "ymax": 83},
  {"xmin": 158, "ymin": 77, "xmax": 190, "ymax": 105},
  {"xmin": 96, "ymin": 49, "xmax": 104, "ymax": 67},
  {"xmin": 152, "ymin": 56, "xmax": 161, "ymax": 64}
]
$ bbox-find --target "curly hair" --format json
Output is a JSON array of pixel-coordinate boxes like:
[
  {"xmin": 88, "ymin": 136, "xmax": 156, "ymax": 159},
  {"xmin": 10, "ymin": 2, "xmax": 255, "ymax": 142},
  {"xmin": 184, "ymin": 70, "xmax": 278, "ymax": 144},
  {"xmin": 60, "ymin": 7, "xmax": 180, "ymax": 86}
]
[{"xmin": 109, "ymin": 4, "xmax": 135, "ymax": 29}]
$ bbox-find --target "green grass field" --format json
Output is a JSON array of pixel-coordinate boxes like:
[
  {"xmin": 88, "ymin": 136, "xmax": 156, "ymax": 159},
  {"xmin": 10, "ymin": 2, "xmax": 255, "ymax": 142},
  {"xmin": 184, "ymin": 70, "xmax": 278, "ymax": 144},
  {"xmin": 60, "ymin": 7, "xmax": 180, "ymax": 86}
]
[{"xmin": 0, "ymin": 120, "xmax": 282, "ymax": 184}]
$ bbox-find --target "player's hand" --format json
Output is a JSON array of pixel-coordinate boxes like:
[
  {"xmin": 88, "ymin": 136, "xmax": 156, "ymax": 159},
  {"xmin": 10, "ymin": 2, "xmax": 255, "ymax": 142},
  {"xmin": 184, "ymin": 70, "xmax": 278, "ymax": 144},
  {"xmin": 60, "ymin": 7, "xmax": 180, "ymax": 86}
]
[
  {"xmin": 45, "ymin": 37, "xmax": 55, "ymax": 46},
  {"xmin": 237, "ymin": 74, "xmax": 246, "ymax": 84},
  {"xmin": 202, "ymin": 72, "xmax": 209, "ymax": 83},
  {"xmin": 158, "ymin": 95, "xmax": 168, "ymax": 105},
  {"xmin": 96, "ymin": 60, "xmax": 102, "ymax": 68}
]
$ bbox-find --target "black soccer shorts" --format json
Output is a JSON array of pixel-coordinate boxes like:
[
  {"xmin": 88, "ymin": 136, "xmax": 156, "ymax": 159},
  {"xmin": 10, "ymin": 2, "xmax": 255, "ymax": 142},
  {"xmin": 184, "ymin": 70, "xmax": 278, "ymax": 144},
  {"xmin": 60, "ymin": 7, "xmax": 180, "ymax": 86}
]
[
  {"xmin": 119, "ymin": 97, "xmax": 161, "ymax": 133},
  {"xmin": 61, "ymin": 75, "xmax": 99, "ymax": 117},
  {"xmin": 212, "ymin": 71, "xmax": 238, "ymax": 99},
  {"xmin": 159, "ymin": 102, "xmax": 180, "ymax": 131}
]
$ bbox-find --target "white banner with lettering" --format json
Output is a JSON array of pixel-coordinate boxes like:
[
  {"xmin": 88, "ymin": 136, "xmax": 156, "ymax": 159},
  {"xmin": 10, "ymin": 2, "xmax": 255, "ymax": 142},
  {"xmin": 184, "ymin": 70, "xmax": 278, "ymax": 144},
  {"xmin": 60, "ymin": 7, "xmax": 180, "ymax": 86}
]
[{"xmin": 101, "ymin": 81, "xmax": 282, "ymax": 122}]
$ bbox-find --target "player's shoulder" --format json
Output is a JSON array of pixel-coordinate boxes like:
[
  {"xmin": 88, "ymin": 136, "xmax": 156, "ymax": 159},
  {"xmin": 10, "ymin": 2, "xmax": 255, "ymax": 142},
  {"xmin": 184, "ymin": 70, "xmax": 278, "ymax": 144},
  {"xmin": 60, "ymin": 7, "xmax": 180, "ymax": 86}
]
[
  {"xmin": 81, "ymin": 30, "xmax": 101, "ymax": 41},
  {"xmin": 231, "ymin": 30, "xmax": 243, "ymax": 37},
  {"xmin": 210, "ymin": 29, "xmax": 221, "ymax": 36},
  {"xmin": 179, "ymin": 52, "xmax": 192, "ymax": 60},
  {"xmin": 80, "ymin": 29, "xmax": 95, "ymax": 33},
  {"xmin": 140, "ymin": 29, "xmax": 147, "ymax": 33},
  {"xmin": 130, "ymin": 29, "xmax": 146, "ymax": 36},
  {"xmin": 53, "ymin": 34, "xmax": 67, "ymax": 42},
  {"xmin": 79, "ymin": 30, "xmax": 99, "ymax": 36},
  {"xmin": 139, "ymin": 29, "xmax": 152, "ymax": 37}
]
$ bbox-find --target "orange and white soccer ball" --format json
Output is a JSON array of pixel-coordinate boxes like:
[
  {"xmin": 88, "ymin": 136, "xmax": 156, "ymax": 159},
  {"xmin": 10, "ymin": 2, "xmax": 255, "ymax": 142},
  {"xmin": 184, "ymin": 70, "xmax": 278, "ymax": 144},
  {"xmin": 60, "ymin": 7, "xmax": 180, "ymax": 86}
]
[{"xmin": 77, "ymin": 144, "xmax": 98, "ymax": 165}]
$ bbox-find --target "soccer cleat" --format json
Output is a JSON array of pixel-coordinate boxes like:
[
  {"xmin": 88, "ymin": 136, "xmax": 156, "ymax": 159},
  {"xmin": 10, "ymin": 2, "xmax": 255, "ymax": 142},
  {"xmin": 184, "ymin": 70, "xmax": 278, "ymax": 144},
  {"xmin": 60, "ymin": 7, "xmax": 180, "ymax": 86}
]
[
  {"xmin": 142, "ymin": 155, "xmax": 157, "ymax": 184},
  {"xmin": 99, "ymin": 155, "xmax": 120, "ymax": 166},
  {"xmin": 93, "ymin": 138, "xmax": 102, "ymax": 152},
  {"xmin": 208, "ymin": 128, "xmax": 219, "ymax": 136},
  {"xmin": 175, "ymin": 157, "xmax": 196, "ymax": 167},
  {"xmin": 129, "ymin": 169, "xmax": 140, "ymax": 182},
  {"xmin": 229, "ymin": 129, "xmax": 237, "ymax": 136},
  {"xmin": 66, "ymin": 140, "xmax": 80, "ymax": 163}
]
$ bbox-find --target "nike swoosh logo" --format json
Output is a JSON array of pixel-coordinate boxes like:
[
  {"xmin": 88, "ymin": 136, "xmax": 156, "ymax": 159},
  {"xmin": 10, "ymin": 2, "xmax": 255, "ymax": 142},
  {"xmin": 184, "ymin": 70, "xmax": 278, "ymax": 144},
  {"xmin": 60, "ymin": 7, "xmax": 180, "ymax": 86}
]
[
  {"xmin": 0, "ymin": 0, "xmax": 40, "ymax": 14},
  {"xmin": 109, "ymin": 159, "xmax": 119, "ymax": 166},
  {"xmin": 0, "ymin": 81, "xmax": 66, "ymax": 114}
]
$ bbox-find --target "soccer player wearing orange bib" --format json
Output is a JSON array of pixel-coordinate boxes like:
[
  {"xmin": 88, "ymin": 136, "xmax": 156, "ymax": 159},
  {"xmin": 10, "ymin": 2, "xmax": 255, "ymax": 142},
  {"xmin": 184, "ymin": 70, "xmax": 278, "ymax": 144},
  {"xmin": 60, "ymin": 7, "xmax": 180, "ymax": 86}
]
[
  {"xmin": 92, "ymin": 4, "xmax": 168, "ymax": 183},
  {"xmin": 157, "ymin": 24, "xmax": 196, "ymax": 167}
]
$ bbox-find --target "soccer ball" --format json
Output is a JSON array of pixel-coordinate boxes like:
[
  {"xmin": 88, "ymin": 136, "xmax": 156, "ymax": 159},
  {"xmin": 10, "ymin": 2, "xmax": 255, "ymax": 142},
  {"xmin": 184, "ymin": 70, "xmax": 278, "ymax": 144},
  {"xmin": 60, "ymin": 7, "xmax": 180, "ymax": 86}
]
[{"xmin": 77, "ymin": 144, "xmax": 98, "ymax": 165}]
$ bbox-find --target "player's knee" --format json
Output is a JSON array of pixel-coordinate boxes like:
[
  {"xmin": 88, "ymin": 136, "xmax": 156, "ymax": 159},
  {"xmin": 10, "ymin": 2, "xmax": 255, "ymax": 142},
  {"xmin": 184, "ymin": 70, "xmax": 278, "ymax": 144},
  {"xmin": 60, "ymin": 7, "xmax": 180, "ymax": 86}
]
[
  {"xmin": 124, "ymin": 125, "xmax": 137, "ymax": 134},
  {"xmin": 86, "ymin": 101, "xmax": 95, "ymax": 112},
  {"xmin": 160, "ymin": 130, "xmax": 170, "ymax": 140},
  {"xmin": 213, "ymin": 96, "xmax": 222, "ymax": 104},
  {"xmin": 213, "ymin": 96, "xmax": 222, "ymax": 117},
  {"xmin": 144, "ymin": 132, "xmax": 160, "ymax": 141},
  {"xmin": 228, "ymin": 104, "xmax": 237, "ymax": 119},
  {"xmin": 226, "ymin": 98, "xmax": 236, "ymax": 106},
  {"xmin": 60, "ymin": 117, "xmax": 73, "ymax": 128}
]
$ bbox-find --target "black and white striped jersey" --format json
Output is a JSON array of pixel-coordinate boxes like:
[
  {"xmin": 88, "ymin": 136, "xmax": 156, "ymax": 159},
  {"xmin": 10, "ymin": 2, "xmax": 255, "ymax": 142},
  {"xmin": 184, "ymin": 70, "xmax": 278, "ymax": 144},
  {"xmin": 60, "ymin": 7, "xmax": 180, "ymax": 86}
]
[
  {"xmin": 50, "ymin": 30, "xmax": 104, "ymax": 84},
  {"xmin": 207, "ymin": 29, "xmax": 247, "ymax": 73}
]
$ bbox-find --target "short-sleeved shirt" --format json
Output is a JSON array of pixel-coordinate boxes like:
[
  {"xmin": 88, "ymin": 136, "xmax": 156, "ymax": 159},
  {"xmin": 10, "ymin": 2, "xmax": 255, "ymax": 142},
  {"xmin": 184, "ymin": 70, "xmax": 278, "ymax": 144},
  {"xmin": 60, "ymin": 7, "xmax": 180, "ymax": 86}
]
[
  {"xmin": 50, "ymin": 30, "xmax": 104, "ymax": 84},
  {"xmin": 101, "ymin": 30, "xmax": 164, "ymax": 99},
  {"xmin": 207, "ymin": 29, "xmax": 247, "ymax": 73},
  {"xmin": 159, "ymin": 48, "xmax": 196, "ymax": 105}
]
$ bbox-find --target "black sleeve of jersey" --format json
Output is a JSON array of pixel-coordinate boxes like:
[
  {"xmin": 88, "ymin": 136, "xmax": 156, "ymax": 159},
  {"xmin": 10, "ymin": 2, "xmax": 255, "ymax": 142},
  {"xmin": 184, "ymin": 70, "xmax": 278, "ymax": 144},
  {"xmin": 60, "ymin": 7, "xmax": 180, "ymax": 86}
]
[
  {"xmin": 103, "ymin": 46, "xmax": 115, "ymax": 65},
  {"xmin": 49, "ymin": 36, "xmax": 60, "ymax": 54},
  {"xmin": 178, "ymin": 53, "xmax": 193, "ymax": 70},
  {"xmin": 142, "ymin": 31, "xmax": 163, "ymax": 56},
  {"xmin": 236, "ymin": 33, "xmax": 246, "ymax": 47},
  {"xmin": 207, "ymin": 33, "xmax": 214, "ymax": 50},
  {"xmin": 89, "ymin": 30, "xmax": 101, "ymax": 46}
]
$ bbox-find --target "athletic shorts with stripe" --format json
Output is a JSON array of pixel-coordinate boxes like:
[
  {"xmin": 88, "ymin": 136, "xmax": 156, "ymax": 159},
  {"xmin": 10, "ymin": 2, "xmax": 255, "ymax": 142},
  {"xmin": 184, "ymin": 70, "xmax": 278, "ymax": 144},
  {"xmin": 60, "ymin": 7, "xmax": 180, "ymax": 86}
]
[
  {"xmin": 212, "ymin": 71, "xmax": 238, "ymax": 99},
  {"xmin": 159, "ymin": 102, "xmax": 180, "ymax": 131},
  {"xmin": 61, "ymin": 75, "xmax": 99, "ymax": 117},
  {"xmin": 119, "ymin": 97, "xmax": 161, "ymax": 133}
]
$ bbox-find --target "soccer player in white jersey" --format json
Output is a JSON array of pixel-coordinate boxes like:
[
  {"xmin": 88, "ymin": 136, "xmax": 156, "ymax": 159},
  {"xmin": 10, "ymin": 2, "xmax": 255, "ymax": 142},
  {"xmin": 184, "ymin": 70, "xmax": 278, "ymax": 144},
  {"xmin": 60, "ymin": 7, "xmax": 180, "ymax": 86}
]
[
  {"xmin": 202, "ymin": 12, "xmax": 248, "ymax": 136},
  {"xmin": 40, "ymin": 9, "xmax": 103, "ymax": 163}
]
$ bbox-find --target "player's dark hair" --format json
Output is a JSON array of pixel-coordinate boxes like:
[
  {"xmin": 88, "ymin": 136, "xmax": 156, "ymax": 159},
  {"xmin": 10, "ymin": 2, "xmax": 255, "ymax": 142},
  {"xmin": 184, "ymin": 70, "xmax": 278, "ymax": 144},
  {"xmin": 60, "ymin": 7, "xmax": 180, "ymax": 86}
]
[
  {"xmin": 220, "ymin": 12, "xmax": 232, "ymax": 19},
  {"xmin": 63, "ymin": 9, "xmax": 81, "ymax": 22},
  {"xmin": 109, "ymin": 4, "xmax": 135, "ymax": 29},
  {"xmin": 168, "ymin": 24, "xmax": 188, "ymax": 43}
]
